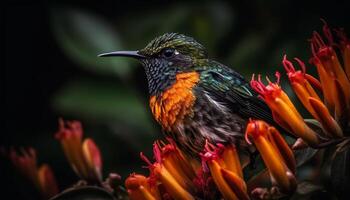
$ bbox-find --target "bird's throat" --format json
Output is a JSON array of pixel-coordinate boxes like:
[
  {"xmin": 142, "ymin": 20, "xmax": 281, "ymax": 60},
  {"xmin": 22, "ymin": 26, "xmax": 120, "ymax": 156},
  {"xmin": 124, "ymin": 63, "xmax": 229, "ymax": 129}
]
[{"xmin": 143, "ymin": 59, "xmax": 177, "ymax": 96}]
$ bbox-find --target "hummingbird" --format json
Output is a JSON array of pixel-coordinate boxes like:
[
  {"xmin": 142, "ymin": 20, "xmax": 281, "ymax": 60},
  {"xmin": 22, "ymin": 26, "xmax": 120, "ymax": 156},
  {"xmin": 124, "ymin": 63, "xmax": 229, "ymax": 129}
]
[{"xmin": 99, "ymin": 33, "xmax": 273, "ymax": 157}]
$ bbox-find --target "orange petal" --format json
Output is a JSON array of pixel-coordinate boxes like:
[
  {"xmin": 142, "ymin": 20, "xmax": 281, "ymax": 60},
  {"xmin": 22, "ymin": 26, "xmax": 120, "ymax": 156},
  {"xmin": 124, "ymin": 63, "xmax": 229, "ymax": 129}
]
[
  {"xmin": 278, "ymin": 92, "xmax": 301, "ymax": 118},
  {"xmin": 221, "ymin": 168, "xmax": 249, "ymax": 200},
  {"xmin": 268, "ymin": 127, "xmax": 296, "ymax": 173},
  {"xmin": 245, "ymin": 121, "xmax": 296, "ymax": 193},
  {"xmin": 271, "ymin": 111, "xmax": 293, "ymax": 133},
  {"xmin": 315, "ymin": 46, "xmax": 350, "ymax": 109},
  {"xmin": 162, "ymin": 157, "xmax": 194, "ymax": 191},
  {"xmin": 305, "ymin": 74, "xmax": 322, "ymax": 92},
  {"xmin": 153, "ymin": 141, "xmax": 196, "ymax": 191},
  {"xmin": 82, "ymin": 138, "xmax": 103, "ymax": 181},
  {"xmin": 334, "ymin": 79, "xmax": 350, "ymax": 124},
  {"xmin": 38, "ymin": 164, "xmax": 59, "ymax": 199},
  {"xmin": 125, "ymin": 174, "xmax": 159, "ymax": 200},
  {"xmin": 222, "ymin": 145, "xmax": 243, "ymax": 178},
  {"xmin": 291, "ymin": 82, "xmax": 318, "ymax": 117},
  {"xmin": 327, "ymin": 51, "xmax": 350, "ymax": 102},
  {"xmin": 273, "ymin": 98, "xmax": 319, "ymax": 146},
  {"xmin": 254, "ymin": 134, "xmax": 291, "ymax": 191},
  {"xmin": 309, "ymin": 97, "xmax": 343, "ymax": 137},
  {"xmin": 55, "ymin": 120, "xmax": 89, "ymax": 179},
  {"xmin": 153, "ymin": 164, "xmax": 194, "ymax": 200},
  {"xmin": 207, "ymin": 160, "xmax": 238, "ymax": 200},
  {"xmin": 139, "ymin": 186, "xmax": 158, "ymax": 200},
  {"xmin": 314, "ymin": 61, "xmax": 336, "ymax": 112}
]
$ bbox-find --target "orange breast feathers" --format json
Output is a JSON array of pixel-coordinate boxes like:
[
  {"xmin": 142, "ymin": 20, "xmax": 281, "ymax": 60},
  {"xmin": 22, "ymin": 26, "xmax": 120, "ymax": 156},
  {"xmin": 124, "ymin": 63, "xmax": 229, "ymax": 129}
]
[{"xmin": 149, "ymin": 72, "xmax": 200, "ymax": 131}]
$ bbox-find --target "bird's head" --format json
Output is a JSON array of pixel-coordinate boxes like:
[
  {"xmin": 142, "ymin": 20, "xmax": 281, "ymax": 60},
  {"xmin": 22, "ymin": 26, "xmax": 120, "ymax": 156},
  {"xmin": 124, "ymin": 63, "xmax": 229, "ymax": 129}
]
[{"xmin": 99, "ymin": 33, "xmax": 208, "ymax": 95}]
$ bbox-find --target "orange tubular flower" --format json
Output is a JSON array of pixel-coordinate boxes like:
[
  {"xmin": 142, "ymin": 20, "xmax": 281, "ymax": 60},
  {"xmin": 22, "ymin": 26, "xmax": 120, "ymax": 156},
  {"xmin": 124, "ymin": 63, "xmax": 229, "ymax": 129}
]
[
  {"xmin": 151, "ymin": 162, "xmax": 195, "ymax": 200},
  {"xmin": 38, "ymin": 164, "xmax": 59, "ymax": 199},
  {"xmin": 10, "ymin": 148, "xmax": 59, "ymax": 199},
  {"xmin": 201, "ymin": 142, "xmax": 249, "ymax": 200},
  {"xmin": 282, "ymin": 56, "xmax": 343, "ymax": 138},
  {"xmin": 127, "ymin": 140, "xmax": 198, "ymax": 200},
  {"xmin": 55, "ymin": 119, "xmax": 103, "ymax": 182},
  {"xmin": 153, "ymin": 140, "xmax": 198, "ymax": 192},
  {"xmin": 125, "ymin": 174, "xmax": 160, "ymax": 200},
  {"xmin": 245, "ymin": 120, "xmax": 297, "ymax": 193},
  {"xmin": 250, "ymin": 73, "xmax": 319, "ymax": 147},
  {"xmin": 82, "ymin": 138, "xmax": 103, "ymax": 181},
  {"xmin": 310, "ymin": 22, "xmax": 350, "ymax": 122}
]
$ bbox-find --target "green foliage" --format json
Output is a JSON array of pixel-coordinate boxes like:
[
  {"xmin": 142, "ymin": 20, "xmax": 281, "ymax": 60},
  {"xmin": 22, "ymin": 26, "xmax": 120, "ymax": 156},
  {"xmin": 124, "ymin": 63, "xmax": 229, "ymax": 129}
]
[
  {"xmin": 52, "ymin": 79, "xmax": 155, "ymax": 133},
  {"xmin": 331, "ymin": 140, "xmax": 350, "ymax": 199},
  {"xmin": 51, "ymin": 7, "xmax": 134, "ymax": 78}
]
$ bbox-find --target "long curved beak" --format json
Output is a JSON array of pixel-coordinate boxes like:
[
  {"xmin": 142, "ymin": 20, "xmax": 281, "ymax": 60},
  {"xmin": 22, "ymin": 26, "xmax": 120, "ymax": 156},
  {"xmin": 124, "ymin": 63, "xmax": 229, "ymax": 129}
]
[{"xmin": 98, "ymin": 51, "xmax": 146, "ymax": 59}]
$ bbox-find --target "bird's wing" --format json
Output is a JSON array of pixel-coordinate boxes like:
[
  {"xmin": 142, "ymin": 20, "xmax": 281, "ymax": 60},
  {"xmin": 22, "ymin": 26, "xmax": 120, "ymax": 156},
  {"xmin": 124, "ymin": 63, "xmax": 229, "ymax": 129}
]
[{"xmin": 197, "ymin": 62, "xmax": 274, "ymax": 124}]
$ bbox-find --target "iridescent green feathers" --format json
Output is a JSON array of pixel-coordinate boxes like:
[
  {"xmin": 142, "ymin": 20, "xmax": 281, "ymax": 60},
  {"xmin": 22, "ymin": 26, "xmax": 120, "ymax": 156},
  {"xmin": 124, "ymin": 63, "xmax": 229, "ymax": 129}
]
[
  {"xmin": 139, "ymin": 33, "xmax": 208, "ymax": 59},
  {"xmin": 197, "ymin": 62, "xmax": 275, "ymax": 125}
]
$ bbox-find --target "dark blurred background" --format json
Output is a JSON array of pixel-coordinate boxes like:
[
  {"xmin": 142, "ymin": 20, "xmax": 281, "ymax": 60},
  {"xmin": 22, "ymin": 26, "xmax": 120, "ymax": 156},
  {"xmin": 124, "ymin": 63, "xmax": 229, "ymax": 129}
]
[{"xmin": 1, "ymin": 0, "xmax": 349, "ymax": 198}]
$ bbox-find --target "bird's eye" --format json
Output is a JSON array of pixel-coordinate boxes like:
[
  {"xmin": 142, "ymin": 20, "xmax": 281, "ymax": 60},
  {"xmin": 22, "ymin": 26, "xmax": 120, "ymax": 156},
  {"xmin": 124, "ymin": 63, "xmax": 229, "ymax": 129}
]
[{"xmin": 162, "ymin": 48, "xmax": 175, "ymax": 58}]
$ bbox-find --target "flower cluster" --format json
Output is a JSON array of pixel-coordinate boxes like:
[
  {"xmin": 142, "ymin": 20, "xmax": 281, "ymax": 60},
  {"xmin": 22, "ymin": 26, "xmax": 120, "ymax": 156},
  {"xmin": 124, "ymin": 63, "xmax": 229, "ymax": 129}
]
[
  {"xmin": 55, "ymin": 119, "xmax": 103, "ymax": 183},
  {"xmin": 200, "ymin": 142, "xmax": 249, "ymax": 200},
  {"xmin": 251, "ymin": 21, "xmax": 349, "ymax": 148},
  {"xmin": 7, "ymin": 119, "xmax": 114, "ymax": 199},
  {"xmin": 125, "ymin": 139, "xmax": 200, "ymax": 200},
  {"xmin": 250, "ymin": 72, "xmax": 320, "ymax": 147},
  {"xmin": 245, "ymin": 120, "xmax": 296, "ymax": 194},
  {"xmin": 10, "ymin": 148, "xmax": 59, "ymax": 199},
  {"xmin": 125, "ymin": 121, "xmax": 297, "ymax": 200},
  {"xmin": 309, "ymin": 21, "xmax": 350, "ymax": 128}
]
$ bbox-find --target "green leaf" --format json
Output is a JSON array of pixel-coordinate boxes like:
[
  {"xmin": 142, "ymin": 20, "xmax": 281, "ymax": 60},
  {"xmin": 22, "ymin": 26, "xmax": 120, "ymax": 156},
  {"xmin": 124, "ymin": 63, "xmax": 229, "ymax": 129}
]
[
  {"xmin": 52, "ymin": 79, "xmax": 155, "ymax": 134},
  {"xmin": 227, "ymin": 33, "xmax": 268, "ymax": 74},
  {"xmin": 305, "ymin": 119, "xmax": 328, "ymax": 137},
  {"xmin": 290, "ymin": 181, "xmax": 324, "ymax": 200},
  {"xmin": 294, "ymin": 147, "xmax": 318, "ymax": 167},
  {"xmin": 244, "ymin": 154, "xmax": 268, "ymax": 182},
  {"xmin": 331, "ymin": 145, "xmax": 350, "ymax": 199},
  {"xmin": 117, "ymin": 4, "xmax": 190, "ymax": 48},
  {"xmin": 118, "ymin": 2, "xmax": 233, "ymax": 51},
  {"xmin": 50, "ymin": 7, "xmax": 134, "ymax": 77},
  {"xmin": 296, "ymin": 181, "xmax": 323, "ymax": 195}
]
